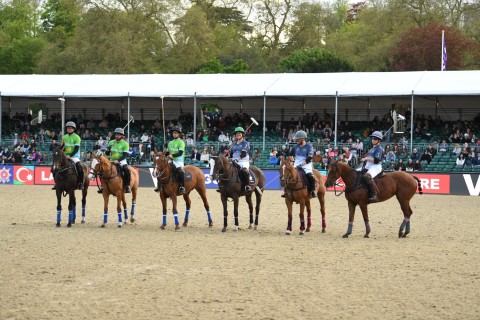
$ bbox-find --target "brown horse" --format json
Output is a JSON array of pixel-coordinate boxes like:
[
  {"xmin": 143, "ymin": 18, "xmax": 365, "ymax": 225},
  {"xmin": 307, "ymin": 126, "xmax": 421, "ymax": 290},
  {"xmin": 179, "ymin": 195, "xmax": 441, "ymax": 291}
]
[
  {"xmin": 88, "ymin": 154, "xmax": 139, "ymax": 228},
  {"xmin": 325, "ymin": 161, "xmax": 423, "ymax": 238},
  {"xmin": 279, "ymin": 156, "xmax": 327, "ymax": 235},
  {"xmin": 212, "ymin": 154, "xmax": 265, "ymax": 232},
  {"xmin": 154, "ymin": 152, "xmax": 213, "ymax": 230},
  {"xmin": 52, "ymin": 146, "xmax": 90, "ymax": 227}
]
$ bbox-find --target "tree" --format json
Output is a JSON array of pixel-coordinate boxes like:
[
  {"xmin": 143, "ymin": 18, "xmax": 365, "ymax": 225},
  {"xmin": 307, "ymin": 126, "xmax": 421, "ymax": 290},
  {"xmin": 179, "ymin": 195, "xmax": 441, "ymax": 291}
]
[
  {"xmin": 278, "ymin": 48, "xmax": 354, "ymax": 73},
  {"xmin": 196, "ymin": 58, "xmax": 249, "ymax": 73},
  {"xmin": 388, "ymin": 23, "xmax": 472, "ymax": 71}
]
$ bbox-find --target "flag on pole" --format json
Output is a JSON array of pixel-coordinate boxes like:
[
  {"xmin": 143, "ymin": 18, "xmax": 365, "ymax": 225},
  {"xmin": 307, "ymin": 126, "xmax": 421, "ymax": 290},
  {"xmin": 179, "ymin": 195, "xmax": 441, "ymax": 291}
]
[{"xmin": 441, "ymin": 30, "xmax": 447, "ymax": 71}]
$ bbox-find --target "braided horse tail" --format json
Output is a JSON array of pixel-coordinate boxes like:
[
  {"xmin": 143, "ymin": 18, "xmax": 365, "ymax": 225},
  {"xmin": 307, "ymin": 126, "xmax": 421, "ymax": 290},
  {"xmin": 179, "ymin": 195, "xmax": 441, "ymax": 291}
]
[{"xmin": 412, "ymin": 176, "xmax": 423, "ymax": 195}]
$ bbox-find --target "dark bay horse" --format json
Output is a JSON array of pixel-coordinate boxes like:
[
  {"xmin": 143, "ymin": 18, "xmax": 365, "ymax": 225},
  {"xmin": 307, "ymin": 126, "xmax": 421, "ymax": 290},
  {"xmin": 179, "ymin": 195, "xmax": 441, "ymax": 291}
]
[
  {"xmin": 154, "ymin": 152, "xmax": 213, "ymax": 230},
  {"xmin": 88, "ymin": 154, "xmax": 139, "ymax": 228},
  {"xmin": 279, "ymin": 156, "xmax": 327, "ymax": 235},
  {"xmin": 52, "ymin": 147, "xmax": 90, "ymax": 227},
  {"xmin": 212, "ymin": 154, "xmax": 265, "ymax": 232},
  {"xmin": 325, "ymin": 161, "xmax": 423, "ymax": 238}
]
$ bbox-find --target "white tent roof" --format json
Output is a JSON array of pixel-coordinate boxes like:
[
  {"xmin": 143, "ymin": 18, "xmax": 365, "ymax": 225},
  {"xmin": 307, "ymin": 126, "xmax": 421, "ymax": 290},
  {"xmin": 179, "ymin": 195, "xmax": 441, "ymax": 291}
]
[{"xmin": 0, "ymin": 71, "xmax": 479, "ymax": 98}]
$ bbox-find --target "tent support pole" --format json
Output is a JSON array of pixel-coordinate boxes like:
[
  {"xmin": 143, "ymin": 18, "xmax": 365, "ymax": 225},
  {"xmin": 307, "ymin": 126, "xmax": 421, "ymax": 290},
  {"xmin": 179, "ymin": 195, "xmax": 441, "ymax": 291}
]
[
  {"xmin": 193, "ymin": 93, "xmax": 197, "ymax": 147},
  {"xmin": 410, "ymin": 91, "xmax": 414, "ymax": 154},
  {"xmin": 263, "ymin": 93, "xmax": 266, "ymax": 151},
  {"xmin": 127, "ymin": 94, "xmax": 131, "ymax": 142},
  {"xmin": 334, "ymin": 91, "xmax": 338, "ymax": 149},
  {"xmin": 0, "ymin": 93, "xmax": 2, "ymax": 146}
]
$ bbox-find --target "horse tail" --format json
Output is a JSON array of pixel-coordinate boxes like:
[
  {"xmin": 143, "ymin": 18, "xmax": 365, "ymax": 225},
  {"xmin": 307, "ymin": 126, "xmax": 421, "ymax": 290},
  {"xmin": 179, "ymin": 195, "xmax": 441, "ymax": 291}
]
[{"xmin": 412, "ymin": 176, "xmax": 423, "ymax": 195}]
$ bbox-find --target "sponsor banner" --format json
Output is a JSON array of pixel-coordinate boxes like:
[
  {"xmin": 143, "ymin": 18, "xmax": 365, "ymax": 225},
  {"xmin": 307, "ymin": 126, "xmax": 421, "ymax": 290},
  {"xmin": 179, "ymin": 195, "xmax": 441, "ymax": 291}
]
[
  {"xmin": 14, "ymin": 166, "xmax": 34, "ymax": 185},
  {"xmin": 450, "ymin": 173, "xmax": 480, "ymax": 196},
  {"xmin": 412, "ymin": 173, "xmax": 450, "ymax": 194},
  {"xmin": 34, "ymin": 166, "xmax": 54, "ymax": 184},
  {"xmin": 0, "ymin": 165, "xmax": 14, "ymax": 184}
]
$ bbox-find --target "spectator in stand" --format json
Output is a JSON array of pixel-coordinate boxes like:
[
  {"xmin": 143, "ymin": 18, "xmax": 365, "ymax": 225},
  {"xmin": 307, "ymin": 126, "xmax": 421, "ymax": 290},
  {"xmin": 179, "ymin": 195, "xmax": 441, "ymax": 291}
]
[
  {"xmin": 464, "ymin": 153, "xmax": 474, "ymax": 169},
  {"xmin": 218, "ymin": 131, "xmax": 227, "ymax": 143},
  {"xmin": 200, "ymin": 147, "xmax": 210, "ymax": 165},
  {"xmin": 456, "ymin": 154, "xmax": 465, "ymax": 166},
  {"xmin": 395, "ymin": 158, "xmax": 406, "ymax": 171},
  {"xmin": 1, "ymin": 147, "xmax": 11, "ymax": 164},
  {"xmin": 279, "ymin": 145, "xmax": 289, "ymax": 159},
  {"xmin": 420, "ymin": 150, "xmax": 432, "ymax": 165},
  {"xmin": 13, "ymin": 133, "xmax": 19, "ymax": 146},
  {"xmin": 190, "ymin": 147, "xmax": 201, "ymax": 162},
  {"xmin": 406, "ymin": 158, "xmax": 414, "ymax": 171},
  {"xmin": 12, "ymin": 147, "xmax": 23, "ymax": 164},
  {"xmin": 185, "ymin": 135, "xmax": 194, "ymax": 147},
  {"xmin": 399, "ymin": 136, "xmax": 408, "ymax": 149},
  {"xmin": 355, "ymin": 138, "xmax": 364, "ymax": 155},
  {"xmin": 410, "ymin": 148, "xmax": 420, "ymax": 162},
  {"xmin": 385, "ymin": 150, "xmax": 396, "ymax": 164},
  {"xmin": 209, "ymin": 145, "xmax": 219, "ymax": 175},
  {"xmin": 250, "ymin": 148, "xmax": 261, "ymax": 164},
  {"xmin": 438, "ymin": 139, "xmax": 448, "ymax": 153},
  {"xmin": 386, "ymin": 160, "xmax": 396, "ymax": 171},
  {"xmin": 413, "ymin": 159, "xmax": 422, "ymax": 171},
  {"xmin": 473, "ymin": 152, "xmax": 480, "ymax": 166},
  {"xmin": 269, "ymin": 146, "xmax": 279, "ymax": 165},
  {"xmin": 219, "ymin": 142, "xmax": 228, "ymax": 155}
]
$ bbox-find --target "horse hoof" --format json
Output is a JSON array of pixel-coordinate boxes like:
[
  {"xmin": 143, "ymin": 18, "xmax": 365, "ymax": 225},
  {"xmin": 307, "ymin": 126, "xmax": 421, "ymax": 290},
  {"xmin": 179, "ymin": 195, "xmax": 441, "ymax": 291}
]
[
  {"xmin": 364, "ymin": 234, "xmax": 369, "ymax": 238},
  {"xmin": 118, "ymin": 224, "xmax": 123, "ymax": 228},
  {"xmin": 81, "ymin": 221, "xmax": 85, "ymax": 224},
  {"xmin": 248, "ymin": 224, "xmax": 253, "ymax": 229},
  {"xmin": 160, "ymin": 224, "xmax": 166, "ymax": 230},
  {"xmin": 72, "ymin": 220, "xmax": 76, "ymax": 225},
  {"xmin": 130, "ymin": 219, "xmax": 135, "ymax": 223},
  {"xmin": 306, "ymin": 229, "xmax": 311, "ymax": 233},
  {"xmin": 253, "ymin": 225, "xmax": 258, "ymax": 230},
  {"xmin": 342, "ymin": 234, "xmax": 349, "ymax": 238},
  {"xmin": 398, "ymin": 231, "xmax": 404, "ymax": 238},
  {"xmin": 299, "ymin": 230, "xmax": 305, "ymax": 235},
  {"xmin": 232, "ymin": 226, "xmax": 239, "ymax": 232},
  {"xmin": 67, "ymin": 223, "xmax": 72, "ymax": 228},
  {"xmin": 56, "ymin": 222, "xmax": 61, "ymax": 228},
  {"xmin": 101, "ymin": 224, "xmax": 106, "ymax": 228},
  {"xmin": 175, "ymin": 225, "xmax": 180, "ymax": 231},
  {"xmin": 402, "ymin": 234, "xmax": 408, "ymax": 238},
  {"xmin": 183, "ymin": 222, "xmax": 188, "ymax": 227},
  {"xmin": 285, "ymin": 230, "xmax": 291, "ymax": 235},
  {"xmin": 208, "ymin": 222, "xmax": 213, "ymax": 228},
  {"xmin": 322, "ymin": 229, "xmax": 326, "ymax": 233},
  {"xmin": 221, "ymin": 227, "xmax": 227, "ymax": 232}
]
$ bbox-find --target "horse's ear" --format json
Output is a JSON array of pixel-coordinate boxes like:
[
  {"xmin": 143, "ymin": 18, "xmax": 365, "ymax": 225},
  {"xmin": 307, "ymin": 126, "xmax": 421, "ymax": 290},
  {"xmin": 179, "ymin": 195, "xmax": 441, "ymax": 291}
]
[{"xmin": 279, "ymin": 155, "xmax": 284, "ymax": 162}]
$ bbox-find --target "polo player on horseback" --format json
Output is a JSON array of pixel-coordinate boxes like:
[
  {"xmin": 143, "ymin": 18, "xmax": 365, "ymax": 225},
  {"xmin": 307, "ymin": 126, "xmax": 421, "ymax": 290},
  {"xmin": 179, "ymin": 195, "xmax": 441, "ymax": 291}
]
[
  {"xmin": 230, "ymin": 127, "xmax": 251, "ymax": 192},
  {"xmin": 52, "ymin": 121, "xmax": 84, "ymax": 190},
  {"xmin": 359, "ymin": 130, "xmax": 384, "ymax": 202},
  {"xmin": 98, "ymin": 128, "xmax": 131, "ymax": 193},
  {"xmin": 164, "ymin": 126, "xmax": 186, "ymax": 194},
  {"xmin": 289, "ymin": 130, "xmax": 317, "ymax": 198}
]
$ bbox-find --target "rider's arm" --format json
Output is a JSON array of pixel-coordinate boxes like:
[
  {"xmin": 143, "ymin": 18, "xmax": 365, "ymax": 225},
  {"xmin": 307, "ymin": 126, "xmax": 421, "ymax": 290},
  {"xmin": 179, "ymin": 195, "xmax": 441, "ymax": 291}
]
[
  {"xmin": 305, "ymin": 156, "xmax": 313, "ymax": 164},
  {"xmin": 170, "ymin": 150, "xmax": 183, "ymax": 158},
  {"xmin": 69, "ymin": 146, "xmax": 79, "ymax": 157},
  {"xmin": 117, "ymin": 151, "xmax": 129, "ymax": 162},
  {"xmin": 240, "ymin": 150, "xmax": 247, "ymax": 158},
  {"xmin": 105, "ymin": 146, "xmax": 111, "ymax": 156}
]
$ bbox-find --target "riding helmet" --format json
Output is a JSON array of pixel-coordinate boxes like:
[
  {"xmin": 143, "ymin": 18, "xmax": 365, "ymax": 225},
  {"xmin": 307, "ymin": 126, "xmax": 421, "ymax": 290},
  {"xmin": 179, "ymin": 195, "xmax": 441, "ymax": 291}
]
[
  {"xmin": 294, "ymin": 130, "xmax": 307, "ymax": 140},
  {"xmin": 114, "ymin": 128, "xmax": 125, "ymax": 135},
  {"xmin": 170, "ymin": 126, "xmax": 182, "ymax": 134},
  {"xmin": 234, "ymin": 127, "xmax": 245, "ymax": 134},
  {"xmin": 370, "ymin": 131, "xmax": 383, "ymax": 140},
  {"xmin": 65, "ymin": 121, "xmax": 76, "ymax": 129}
]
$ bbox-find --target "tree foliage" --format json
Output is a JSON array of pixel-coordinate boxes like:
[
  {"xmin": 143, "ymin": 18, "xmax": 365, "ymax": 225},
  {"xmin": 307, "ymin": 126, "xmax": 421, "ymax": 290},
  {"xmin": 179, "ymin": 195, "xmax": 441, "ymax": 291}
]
[{"xmin": 278, "ymin": 48, "xmax": 354, "ymax": 73}]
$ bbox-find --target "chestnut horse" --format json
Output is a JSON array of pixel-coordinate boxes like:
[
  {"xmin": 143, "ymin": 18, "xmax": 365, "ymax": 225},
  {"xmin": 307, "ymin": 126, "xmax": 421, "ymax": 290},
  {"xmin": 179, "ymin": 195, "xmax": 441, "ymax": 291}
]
[
  {"xmin": 153, "ymin": 152, "xmax": 213, "ymax": 230},
  {"xmin": 212, "ymin": 154, "xmax": 265, "ymax": 232},
  {"xmin": 52, "ymin": 146, "xmax": 90, "ymax": 227},
  {"xmin": 325, "ymin": 161, "xmax": 423, "ymax": 238},
  {"xmin": 88, "ymin": 154, "xmax": 139, "ymax": 228},
  {"xmin": 279, "ymin": 156, "xmax": 327, "ymax": 235}
]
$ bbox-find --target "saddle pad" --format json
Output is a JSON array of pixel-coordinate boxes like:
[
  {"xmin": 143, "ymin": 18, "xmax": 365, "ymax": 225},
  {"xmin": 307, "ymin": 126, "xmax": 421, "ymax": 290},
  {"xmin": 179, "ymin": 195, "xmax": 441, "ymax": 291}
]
[{"xmin": 248, "ymin": 170, "xmax": 256, "ymax": 185}]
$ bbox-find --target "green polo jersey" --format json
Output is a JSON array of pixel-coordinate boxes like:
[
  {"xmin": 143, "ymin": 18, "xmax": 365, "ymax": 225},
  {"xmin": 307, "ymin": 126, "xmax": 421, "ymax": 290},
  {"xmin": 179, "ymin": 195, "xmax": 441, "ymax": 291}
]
[
  {"xmin": 108, "ymin": 139, "xmax": 129, "ymax": 161},
  {"xmin": 168, "ymin": 138, "xmax": 185, "ymax": 163},
  {"xmin": 62, "ymin": 133, "xmax": 81, "ymax": 158}
]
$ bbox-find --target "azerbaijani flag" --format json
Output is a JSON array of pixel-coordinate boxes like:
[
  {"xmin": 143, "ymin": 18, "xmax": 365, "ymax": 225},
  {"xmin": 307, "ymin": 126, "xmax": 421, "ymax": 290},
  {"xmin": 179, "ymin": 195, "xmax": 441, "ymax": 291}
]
[{"xmin": 14, "ymin": 166, "xmax": 35, "ymax": 185}]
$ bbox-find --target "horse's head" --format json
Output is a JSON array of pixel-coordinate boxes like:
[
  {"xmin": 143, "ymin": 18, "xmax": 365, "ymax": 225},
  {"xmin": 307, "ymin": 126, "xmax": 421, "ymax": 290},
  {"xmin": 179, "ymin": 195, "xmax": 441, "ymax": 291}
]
[
  {"xmin": 212, "ymin": 154, "xmax": 230, "ymax": 181},
  {"xmin": 52, "ymin": 146, "xmax": 66, "ymax": 170},
  {"xmin": 153, "ymin": 152, "xmax": 169, "ymax": 177},
  {"xmin": 279, "ymin": 156, "xmax": 296, "ymax": 186},
  {"xmin": 88, "ymin": 151, "xmax": 108, "ymax": 180},
  {"xmin": 325, "ymin": 161, "xmax": 341, "ymax": 188}
]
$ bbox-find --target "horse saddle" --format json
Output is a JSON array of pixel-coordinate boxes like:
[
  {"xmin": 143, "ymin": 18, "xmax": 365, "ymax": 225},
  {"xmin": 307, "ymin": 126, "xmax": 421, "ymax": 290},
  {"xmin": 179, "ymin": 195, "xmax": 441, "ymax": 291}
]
[
  {"xmin": 235, "ymin": 168, "xmax": 256, "ymax": 185},
  {"xmin": 169, "ymin": 163, "xmax": 193, "ymax": 182},
  {"xmin": 296, "ymin": 166, "xmax": 315, "ymax": 189}
]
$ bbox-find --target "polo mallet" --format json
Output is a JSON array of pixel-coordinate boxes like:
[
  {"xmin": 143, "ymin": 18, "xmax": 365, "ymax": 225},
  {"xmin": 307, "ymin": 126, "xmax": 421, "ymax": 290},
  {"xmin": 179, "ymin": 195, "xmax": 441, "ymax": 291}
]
[
  {"xmin": 227, "ymin": 117, "xmax": 260, "ymax": 154},
  {"xmin": 122, "ymin": 115, "xmax": 135, "ymax": 131},
  {"xmin": 161, "ymin": 96, "xmax": 166, "ymax": 148}
]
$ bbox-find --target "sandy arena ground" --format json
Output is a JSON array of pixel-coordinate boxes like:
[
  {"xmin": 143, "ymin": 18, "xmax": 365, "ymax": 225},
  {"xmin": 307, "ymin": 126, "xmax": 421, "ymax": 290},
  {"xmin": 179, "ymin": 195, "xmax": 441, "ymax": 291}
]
[{"xmin": 0, "ymin": 185, "xmax": 479, "ymax": 320}]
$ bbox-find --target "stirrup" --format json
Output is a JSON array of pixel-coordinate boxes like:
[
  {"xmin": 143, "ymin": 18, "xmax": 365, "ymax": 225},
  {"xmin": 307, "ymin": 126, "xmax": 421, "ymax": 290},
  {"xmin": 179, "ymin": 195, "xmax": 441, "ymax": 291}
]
[
  {"xmin": 125, "ymin": 186, "xmax": 131, "ymax": 193},
  {"xmin": 310, "ymin": 191, "xmax": 317, "ymax": 198},
  {"xmin": 78, "ymin": 183, "xmax": 84, "ymax": 190},
  {"xmin": 179, "ymin": 186, "xmax": 185, "ymax": 194},
  {"xmin": 368, "ymin": 195, "xmax": 378, "ymax": 202},
  {"xmin": 245, "ymin": 185, "xmax": 252, "ymax": 192},
  {"xmin": 97, "ymin": 188, "xmax": 103, "ymax": 194},
  {"xmin": 154, "ymin": 188, "xmax": 159, "ymax": 193},
  {"xmin": 51, "ymin": 186, "xmax": 56, "ymax": 190}
]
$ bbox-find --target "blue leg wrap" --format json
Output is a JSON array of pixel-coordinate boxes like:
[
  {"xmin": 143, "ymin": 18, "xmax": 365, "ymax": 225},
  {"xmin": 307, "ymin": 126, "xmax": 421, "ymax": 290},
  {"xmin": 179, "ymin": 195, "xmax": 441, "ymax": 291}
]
[
  {"xmin": 406, "ymin": 221, "xmax": 411, "ymax": 234},
  {"xmin": 72, "ymin": 208, "xmax": 76, "ymax": 221},
  {"xmin": 400, "ymin": 220, "xmax": 407, "ymax": 231},
  {"xmin": 124, "ymin": 209, "xmax": 128, "ymax": 220},
  {"xmin": 174, "ymin": 212, "xmax": 179, "ymax": 225},
  {"xmin": 130, "ymin": 202, "xmax": 136, "ymax": 216},
  {"xmin": 162, "ymin": 214, "xmax": 167, "ymax": 225},
  {"xmin": 56, "ymin": 210, "xmax": 61, "ymax": 223},
  {"xmin": 364, "ymin": 220, "xmax": 371, "ymax": 234},
  {"xmin": 347, "ymin": 223, "xmax": 353, "ymax": 234},
  {"xmin": 82, "ymin": 205, "xmax": 86, "ymax": 217},
  {"xmin": 103, "ymin": 212, "xmax": 108, "ymax": 224},
  {"xmin": 206, "ymin": 210, "xmax": 212, "ymax": 223},
  {"xmin": 184, "ymin": 209, "xmax": 190, "ymax": 222},
  {"xmin": 68, "ymin": 210, "xmax": 73, "ymax": 223},
  {"xmin": 118, "ymin": 211, "xmax": 123, "ymax": 223}
]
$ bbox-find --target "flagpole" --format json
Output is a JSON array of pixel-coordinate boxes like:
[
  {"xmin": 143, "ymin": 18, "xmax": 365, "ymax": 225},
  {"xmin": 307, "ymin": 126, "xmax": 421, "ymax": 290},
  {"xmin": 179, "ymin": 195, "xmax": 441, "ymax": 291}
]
[{"xmin": 441, "ymin": 30, "xmax": 445, "ymax": 71}]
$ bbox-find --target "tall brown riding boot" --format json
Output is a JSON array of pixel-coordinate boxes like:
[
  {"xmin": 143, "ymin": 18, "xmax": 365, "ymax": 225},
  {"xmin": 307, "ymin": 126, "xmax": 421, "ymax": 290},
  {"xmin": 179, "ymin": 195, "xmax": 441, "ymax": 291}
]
[{"xmin": 363, "ymin": 173, "xmax": 378, "ymax": 202}]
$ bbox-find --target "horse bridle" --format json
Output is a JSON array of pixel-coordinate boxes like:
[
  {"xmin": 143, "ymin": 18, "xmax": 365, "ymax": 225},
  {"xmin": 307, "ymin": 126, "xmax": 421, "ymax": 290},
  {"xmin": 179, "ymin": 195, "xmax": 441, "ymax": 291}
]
[
  {"xmin": 213, "ymin": 157, "xmax": 234, "ymax": 182},
  {"xmin": 326, "ymin": 162, "xmax": 345, "ymax": 197},
  {"xmin": 90, "ymin": 156, "xmax": 118, "ymax": 180},
  {"xmin": 279, "ymin": 161, "xmax": 301, "ymax": 185},
  {"xmin": 153, "ymin": 155, "xmax": 170, "ymax": 182}
]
